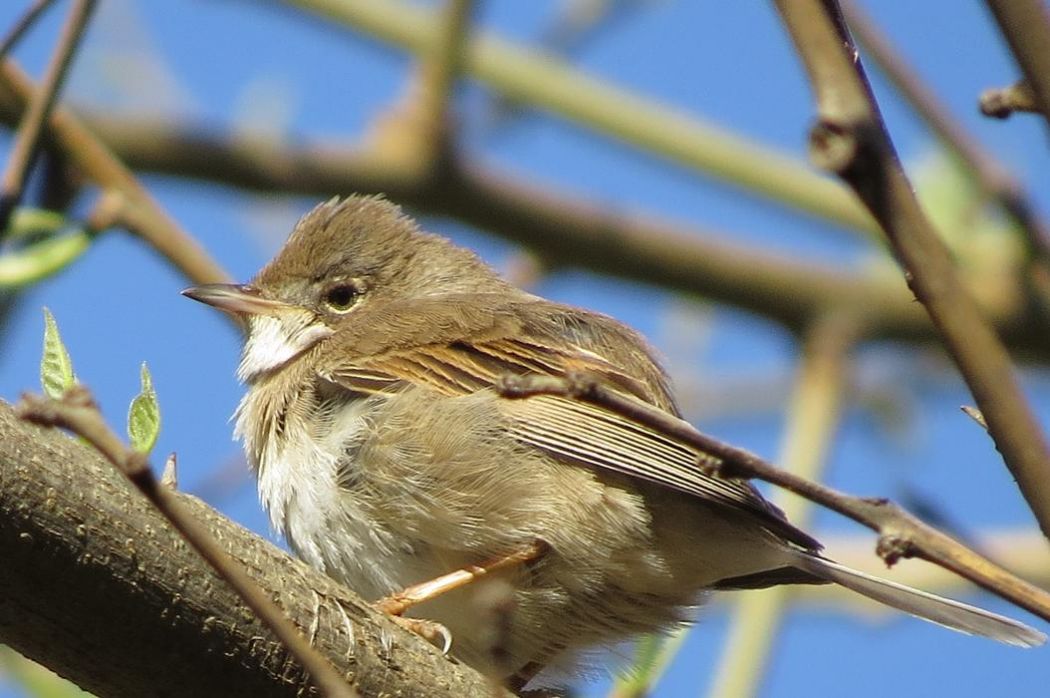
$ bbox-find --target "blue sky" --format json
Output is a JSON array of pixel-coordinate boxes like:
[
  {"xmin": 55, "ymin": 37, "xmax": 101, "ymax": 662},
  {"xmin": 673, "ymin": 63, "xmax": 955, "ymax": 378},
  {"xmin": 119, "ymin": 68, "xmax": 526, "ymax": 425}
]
[{"xmin": 1, "ymin": 1, "xmax": 1049, "ymax": 696}]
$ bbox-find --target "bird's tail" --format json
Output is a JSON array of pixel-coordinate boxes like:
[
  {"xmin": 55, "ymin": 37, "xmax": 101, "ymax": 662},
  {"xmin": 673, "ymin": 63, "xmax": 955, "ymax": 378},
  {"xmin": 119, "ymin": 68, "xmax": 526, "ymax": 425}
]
[{"xmin": 787, "ymin": 550, "xmax": 1046, "ymax": 648}]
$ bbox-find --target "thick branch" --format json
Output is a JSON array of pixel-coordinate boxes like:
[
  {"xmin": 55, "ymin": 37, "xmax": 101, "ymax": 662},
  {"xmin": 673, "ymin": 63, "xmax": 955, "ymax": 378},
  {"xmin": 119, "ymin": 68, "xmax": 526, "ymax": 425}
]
[
  {"xmin": 16, "ymin": 387, "xmax": 356, "ymax": 698},
  {"xmin": 0, "ymin": 400, "xmax": 504, "ymax": 698}
]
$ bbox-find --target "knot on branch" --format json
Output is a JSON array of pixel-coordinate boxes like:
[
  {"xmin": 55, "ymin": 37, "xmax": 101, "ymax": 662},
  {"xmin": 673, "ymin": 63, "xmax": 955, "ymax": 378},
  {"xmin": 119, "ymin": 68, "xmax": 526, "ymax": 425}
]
[
  {"xmin": 808, "ymin": 118, "xmax": 861, "ymax": 174},
  {"xmin": 876, "ymin": 531, "xmax": 915, "ymax": 567},
  {"xmin": 979, "ymin": 80, "xmax": 1038, "ymax": 119},
  {"xmin": 695, "ymin": 454, "xmax": 741, "ymax": 480}
]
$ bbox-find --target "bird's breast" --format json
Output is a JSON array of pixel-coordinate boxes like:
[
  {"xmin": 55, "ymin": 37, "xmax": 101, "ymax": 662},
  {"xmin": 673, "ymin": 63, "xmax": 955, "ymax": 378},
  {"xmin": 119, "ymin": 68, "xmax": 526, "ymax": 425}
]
[{"xmin": 234, "ymin": 382, "xmax": 417, "ymax": 598}]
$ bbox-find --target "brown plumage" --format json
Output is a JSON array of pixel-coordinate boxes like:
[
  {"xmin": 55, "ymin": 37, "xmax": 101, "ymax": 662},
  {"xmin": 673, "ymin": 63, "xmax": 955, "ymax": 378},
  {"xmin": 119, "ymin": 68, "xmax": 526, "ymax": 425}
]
[{"xmin": 185, "ymin": 195, "xmax": 1044, "ymax": 687}]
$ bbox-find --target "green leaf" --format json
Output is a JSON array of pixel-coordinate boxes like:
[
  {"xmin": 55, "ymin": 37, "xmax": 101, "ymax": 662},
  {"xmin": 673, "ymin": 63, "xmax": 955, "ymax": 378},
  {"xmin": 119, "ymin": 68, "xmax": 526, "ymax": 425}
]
[
  {"xmin": 40, "ymin": 308, "xmax": 75, "ymax": 399},
  {"xmin": 0, "ymin": 230, "xmax": 92, "ymax": 289},
  {"xmin": 127, "ymin": 362, "xmax": 161, "ymax": 454},
  {"xmin": 6, "ymin": 207, "xmax": 68, "ymax": 241}
]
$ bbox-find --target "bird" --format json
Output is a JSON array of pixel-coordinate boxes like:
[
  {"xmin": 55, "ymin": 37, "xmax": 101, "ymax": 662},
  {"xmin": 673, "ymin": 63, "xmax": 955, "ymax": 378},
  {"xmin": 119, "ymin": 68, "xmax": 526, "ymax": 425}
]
[{"xmin": 183, "ymin": 195, "xmax": 1044, "ymax": 688}]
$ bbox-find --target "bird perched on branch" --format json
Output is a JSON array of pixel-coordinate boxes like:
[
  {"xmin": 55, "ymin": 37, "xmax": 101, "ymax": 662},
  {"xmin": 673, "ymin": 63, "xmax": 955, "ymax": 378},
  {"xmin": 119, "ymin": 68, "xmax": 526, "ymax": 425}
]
[{"xmin": 185, "ymin": 195, "xmax": 1043, "ymax": 689}]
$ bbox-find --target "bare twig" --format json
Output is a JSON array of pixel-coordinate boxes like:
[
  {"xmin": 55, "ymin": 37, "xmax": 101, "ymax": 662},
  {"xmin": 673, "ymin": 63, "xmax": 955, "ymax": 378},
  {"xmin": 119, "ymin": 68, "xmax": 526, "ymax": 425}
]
[
  {"xmin": 980, "ymin": 80, "xmax": 1040, "ymax": 118},
  {"xmin": 283, "ymin": 0, "xmax": 878, "ymax": 235},
  {"xmin": 498, "ymin": 372, "xmax": 1050, "ymax": 623},
  {"xmin": 0, "ymin": 60, "xmax": 230, "ymax": 287},
  {"xmin": 22, "ymin": 112, "xmax": 1004, "ymax": 342},
  {"xmin": 364, "ymin": 0, "xmax": 475, "ymax": 183},
  {"xmin": 771, "ymin": 0, "xmax": 1050, "ymax": 539},
  {"xmin": 16, "ymin": 387, "xmax": 359, "ymax": 698},
  {"xmin": 0, "ymin": 0, "xmax": 96, "ymax": 236},
  {"xmin": 0, "ymin": 0, "xmax": 58, "ymax": 62},
  {"xmin": 416, "ymin": 0, "xmax": 474, "ymax": 156},
  {"xmin": 983, "ymin": 0, "xmax": 1050, "ymax": 129},
  {"xmin": 709, "ymin": 313, "xmax": 858, "ymax": 698},
  {"xmin": 843, "ymin": 1, "xmax": 1050, "ymax": 267}
]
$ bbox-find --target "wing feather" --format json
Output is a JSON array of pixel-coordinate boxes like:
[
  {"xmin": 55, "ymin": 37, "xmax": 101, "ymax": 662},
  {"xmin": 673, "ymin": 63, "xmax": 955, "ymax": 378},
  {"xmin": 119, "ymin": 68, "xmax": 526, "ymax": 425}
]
[{"xmin": 319, "ymin": 336, "xmax": 819, "ymax": 550}]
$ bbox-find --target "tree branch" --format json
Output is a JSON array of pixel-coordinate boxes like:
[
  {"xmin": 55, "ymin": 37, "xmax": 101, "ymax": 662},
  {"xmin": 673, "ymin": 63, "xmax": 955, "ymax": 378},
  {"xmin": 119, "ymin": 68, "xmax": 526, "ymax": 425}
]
[
  {"xmin": 709, "ymin": 312, "xmax": 858, "ymax": 698},
  {"xmin": 983, "ymin": 0, "xmax": 1050, "ymax": 129},
  {"xmin": 497, "ymin": 372, "xmax": 1050, "ymax": 624},
  {"xmin": 0, "ymin": 400, "xmax": 505, "ymax": 698},
  {"xmin": 843, "ymin": 0, "xmax": 1050, "ymax": 269},
  {"xmin": 0, "ymin": 60, "xmax": 230, "ymax": 287},
  {"xmin": 281, "ymin": 0, "xmax": 878, "ymax": 236},
  {"xmin": 0, "ymin": 0, "xmax": 59, "ymax": 63},
  {"xmin": 771, "ymin": 0, "xmax": 1050, "ymax": 539},
  {"xmin": 0, "ymin": 0, "xmax": 96, "ymax": 235},
  {"xmin": 20, "ymin": 108, "xmax": 1049, "ymax": 343},
  {"xmin": 16, "ymin": 386, "xmax": 358, "ymax": 698}
]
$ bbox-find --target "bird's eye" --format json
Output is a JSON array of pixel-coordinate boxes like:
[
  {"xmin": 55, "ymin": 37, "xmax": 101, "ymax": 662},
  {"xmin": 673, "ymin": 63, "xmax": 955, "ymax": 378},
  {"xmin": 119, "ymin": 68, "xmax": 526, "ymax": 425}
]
[{"xmin": 322, "ymin": 283, "xmax": 360, "ymax": 313}]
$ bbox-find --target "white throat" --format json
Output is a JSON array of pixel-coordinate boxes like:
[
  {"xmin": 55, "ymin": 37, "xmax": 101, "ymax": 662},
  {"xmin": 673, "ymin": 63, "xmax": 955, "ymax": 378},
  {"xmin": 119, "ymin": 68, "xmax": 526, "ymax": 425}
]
[{"xmin": 238, "ymin": 314, "xmax": 332, "ymax": 382}]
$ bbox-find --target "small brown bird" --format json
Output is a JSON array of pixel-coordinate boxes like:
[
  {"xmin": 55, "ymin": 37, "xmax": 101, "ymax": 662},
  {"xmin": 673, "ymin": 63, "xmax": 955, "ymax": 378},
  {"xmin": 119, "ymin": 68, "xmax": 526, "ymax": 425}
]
[{"xmin": 185, "ymin": 196, "xmax": 1043, "ymax": 687}]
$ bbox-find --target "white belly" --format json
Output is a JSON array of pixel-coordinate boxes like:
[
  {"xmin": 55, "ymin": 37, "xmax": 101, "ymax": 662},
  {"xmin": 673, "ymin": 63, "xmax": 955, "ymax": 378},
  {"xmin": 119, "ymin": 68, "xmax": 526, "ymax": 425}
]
[{"xmin": 235, "ymin": 391, "xmax": 427, "ymax": 600}]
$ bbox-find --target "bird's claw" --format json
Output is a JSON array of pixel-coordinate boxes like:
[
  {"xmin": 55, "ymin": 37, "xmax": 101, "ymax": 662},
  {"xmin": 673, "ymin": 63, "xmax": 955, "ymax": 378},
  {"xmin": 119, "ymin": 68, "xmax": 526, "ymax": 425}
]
[{"xmin": 387, "ymin": 614, "xmax": 453, "ymax": 655}]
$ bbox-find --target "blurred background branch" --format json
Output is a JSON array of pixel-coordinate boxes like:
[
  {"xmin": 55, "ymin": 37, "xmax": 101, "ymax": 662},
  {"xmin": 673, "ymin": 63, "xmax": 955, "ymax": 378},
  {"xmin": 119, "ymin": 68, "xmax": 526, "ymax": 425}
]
[{"xmin": 1, "ymin": 1, "xmax": 1048, "ymax": 697}]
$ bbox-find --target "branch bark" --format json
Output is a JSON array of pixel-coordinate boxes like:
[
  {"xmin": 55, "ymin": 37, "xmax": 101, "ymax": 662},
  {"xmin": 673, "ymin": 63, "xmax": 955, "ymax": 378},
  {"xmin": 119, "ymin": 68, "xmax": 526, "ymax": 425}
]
[{"xmin": 0, "ymin": 400, "xmax": 504, "ymax": 698}]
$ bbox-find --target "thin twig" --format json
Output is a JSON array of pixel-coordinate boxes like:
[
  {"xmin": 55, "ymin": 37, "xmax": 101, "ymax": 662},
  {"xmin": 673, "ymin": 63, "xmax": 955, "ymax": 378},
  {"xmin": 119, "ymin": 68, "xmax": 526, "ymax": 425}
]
[
  {"xmin": 16, "ymin": 387, "xmax": 359, "ymax": 698},
  {"xmin": 364, "ymin": 0, "xmax": 475, "ymax": 182},
  {"xmin": 980, "ymin": 80, "xmax": 1039, "ymax": 118},
  {"xmin": 416, "ymin": 0, "xmax": 474, "ymax": 157},
  {"xmin": 33, "ymin": 112, "xmax": 981, "ymax": 343},
  {"xmin": 843, "ymin": 0, "xmax": 1050, "ymax": 267},
  {"xmin": 983, "ymin": 0, "xmax": 1050, "ymax": 129},
  {"xmin": 283, "ymin": 0, "xmax": 878, "ymax": 236},
  {"xmin": 771, "ymin": 0, "xmax": 1050, "ymax": 539},
  {"xmin": 497, "ymin": 372, "xmax": 1050, "ymax": 623},
  {"xmin": 0, "ymin": 0, "xmax": 96, "ymax": 237},
  {"xmin": 0, "ymin": 0, "xmax": 58, "ymax": 62},
  {"xmin": 0, "ymin": 61, "xmax": 230, "ymax": 287},
  {"xmin": 708, "ymin": 312, "xmax": 858, "ymax": 698},
  {"xmin": 28, "ymin": 110, "xmax": 1050, "ymax": 354}
]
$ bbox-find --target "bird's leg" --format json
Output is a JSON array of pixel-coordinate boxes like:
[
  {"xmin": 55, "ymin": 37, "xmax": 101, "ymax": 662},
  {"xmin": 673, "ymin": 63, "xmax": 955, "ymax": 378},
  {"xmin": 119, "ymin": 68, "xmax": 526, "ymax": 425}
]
[
  {"xmin": 375, "ymin": 540, "xmax": 549, "ymax": 616},
  {"xmin": 374, "ymin": 540, "xmax": 549, "ymax": 655}
]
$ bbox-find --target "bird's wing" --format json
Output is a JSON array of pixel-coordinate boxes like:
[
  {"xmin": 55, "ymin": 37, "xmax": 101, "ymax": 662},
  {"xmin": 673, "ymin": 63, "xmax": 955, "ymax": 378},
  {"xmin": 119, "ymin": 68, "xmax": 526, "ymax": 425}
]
[{"xmin": 320, "ymin": 337, "xmax": 820, "ymax": 550}]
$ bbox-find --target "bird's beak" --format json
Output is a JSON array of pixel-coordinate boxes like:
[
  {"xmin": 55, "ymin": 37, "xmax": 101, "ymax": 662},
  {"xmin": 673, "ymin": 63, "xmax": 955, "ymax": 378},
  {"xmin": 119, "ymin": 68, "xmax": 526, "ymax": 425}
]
[{"xmin": 181, "ymin": 283, "xmax": 291, "ymax": 316}]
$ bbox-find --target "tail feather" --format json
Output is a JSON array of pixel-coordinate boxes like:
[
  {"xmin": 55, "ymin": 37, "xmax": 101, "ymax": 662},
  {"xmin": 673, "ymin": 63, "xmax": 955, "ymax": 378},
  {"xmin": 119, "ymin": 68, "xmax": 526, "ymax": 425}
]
[{"xmin": 789, "ymin": 552, "xmax": 1046, "ymax": 648}]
